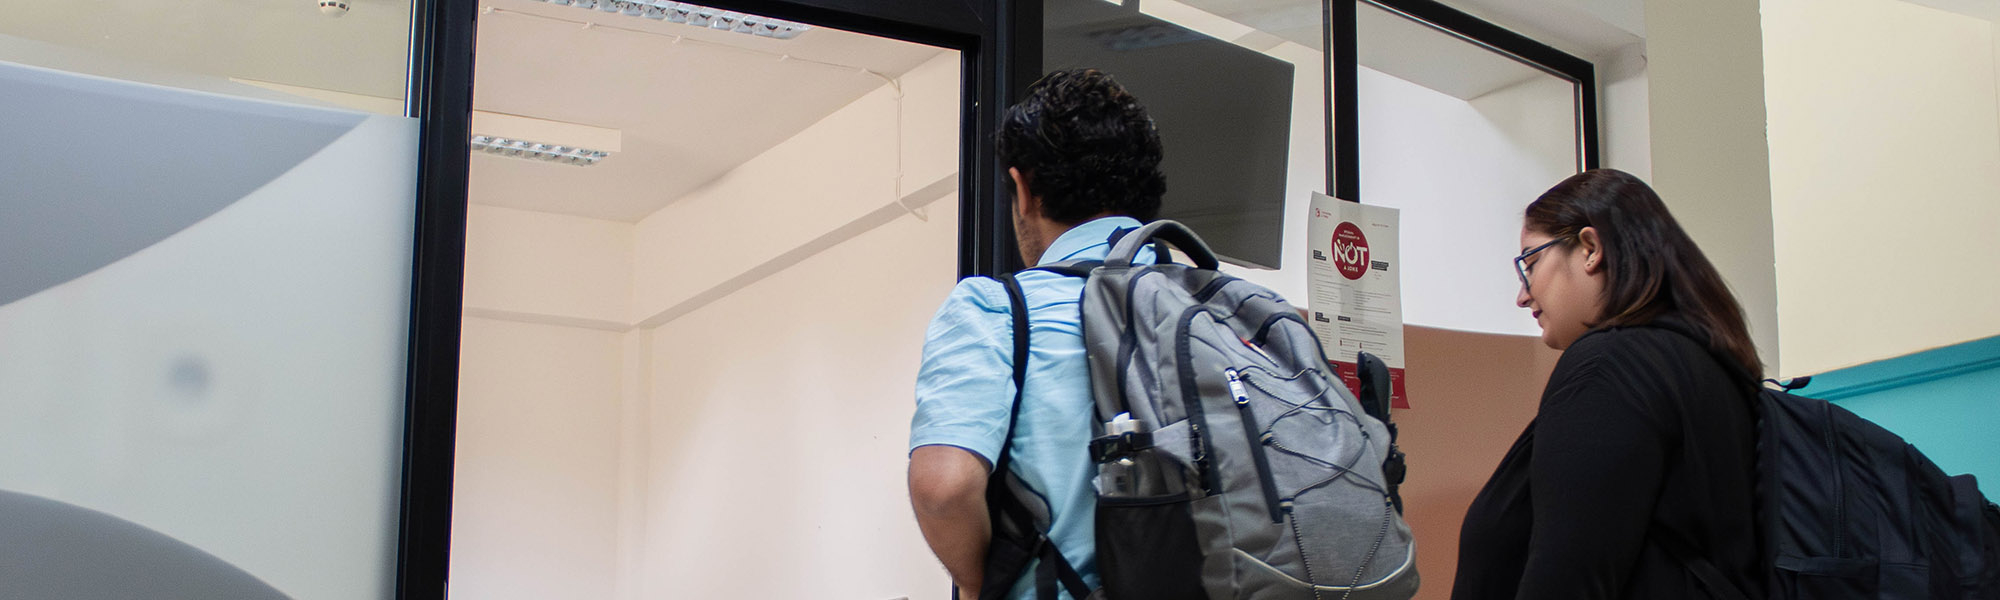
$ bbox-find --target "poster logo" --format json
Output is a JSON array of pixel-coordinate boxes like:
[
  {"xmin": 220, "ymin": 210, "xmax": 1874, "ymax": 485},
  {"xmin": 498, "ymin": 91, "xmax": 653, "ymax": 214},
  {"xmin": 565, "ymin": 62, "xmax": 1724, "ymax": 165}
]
[{"xmin": 1331, "ymin": 221, "xmax": 1370, "ymax": 280}]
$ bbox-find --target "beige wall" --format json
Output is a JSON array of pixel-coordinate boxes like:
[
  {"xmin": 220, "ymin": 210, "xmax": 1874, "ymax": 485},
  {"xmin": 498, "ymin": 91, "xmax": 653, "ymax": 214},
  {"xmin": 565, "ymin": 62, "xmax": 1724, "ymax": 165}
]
[
  {"xmin": 628, "ymin": 50, "xmax": 961, "ymax": 599},
  {"xmin": 451, "ymin": 316, "xmax": 624, "ymax": 600},
  {"xmin": 1762, "ymin": 0, "xmax": 2000, "ymax": 376},
  {"xmin": 640, "ymin": 202, "xmax": 957, "ymax": 599},
  {"xmin": 632, "ymin": 52, "xmax": 961, "ymax": 323},
  {"xmin": 463, "ymin": 204, "xmax": 633, "ymax": 328},
  {"xmin": 1397, "ymin": 326, "xmax": 1564, "ymax": 600},
  {"xmin": 1644, "ymin": 0, "xmax": 1782, "ymax": 375}
]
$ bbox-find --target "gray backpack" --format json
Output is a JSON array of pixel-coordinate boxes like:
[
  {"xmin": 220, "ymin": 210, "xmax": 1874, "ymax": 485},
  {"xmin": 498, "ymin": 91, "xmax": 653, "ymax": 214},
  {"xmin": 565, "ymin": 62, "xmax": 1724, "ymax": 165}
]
[{"xmin": 984, "ymin": 221, "xmax": 1419, "ymax": 600}]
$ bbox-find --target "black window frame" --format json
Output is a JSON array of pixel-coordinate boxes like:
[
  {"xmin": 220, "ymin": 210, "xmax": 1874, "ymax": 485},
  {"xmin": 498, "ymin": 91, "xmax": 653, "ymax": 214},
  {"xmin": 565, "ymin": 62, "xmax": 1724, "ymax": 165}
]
[{"xmin": 1334, "ymin": 0, "xmax": 1601, "ymax": 202}]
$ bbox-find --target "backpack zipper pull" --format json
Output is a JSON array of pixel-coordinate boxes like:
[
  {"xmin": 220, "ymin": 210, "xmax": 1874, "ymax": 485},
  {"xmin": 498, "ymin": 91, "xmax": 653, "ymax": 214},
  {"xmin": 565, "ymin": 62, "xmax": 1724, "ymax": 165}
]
[
  {"xmin": 1226, "ymin": 368, "xmax": 1250, "ymax": 406},
  {"xmin": 1227, "ymin": 367, "xmax": 1285, "ymax": 523}
]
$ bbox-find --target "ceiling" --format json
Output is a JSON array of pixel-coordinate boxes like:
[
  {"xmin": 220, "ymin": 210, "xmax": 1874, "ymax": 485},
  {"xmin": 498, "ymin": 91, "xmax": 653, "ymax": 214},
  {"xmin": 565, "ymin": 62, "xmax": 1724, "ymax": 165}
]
[
  {"xmin": 0, "ymin": 0, "xmax": 945, "ymax": 223},
  {"xmin": 466, "ymin": 0, "xmax": 945, "ymax": 221},
  {"xmin": 1428, "ymin": 0, "xmax": 1644, "ymax": 59},
  {"xmin": 1108, "ymin": 0, "xmax": 1637, "ymax": 102},
  {"xmin": 1175, "ymin": 0, "xmax": 1644, "ymax": 67},
  {"xmin": 1901, "ymin": 0, "xmax": 2000, "ymax": 20},
  {"xmin": 1355, "ymin": 2, "xmax": 1554, "ymax": 101},
  {"xmin": 4, "ymin": 0, "xmax": 1651, "ymax": 220}
]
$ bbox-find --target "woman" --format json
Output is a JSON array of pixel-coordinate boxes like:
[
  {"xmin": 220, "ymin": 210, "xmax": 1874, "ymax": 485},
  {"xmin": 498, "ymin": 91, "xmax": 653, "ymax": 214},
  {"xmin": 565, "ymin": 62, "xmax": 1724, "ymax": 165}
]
[{"xmin": 1452, "ymin": 169, "xmax": 1764, "ymax": 599}]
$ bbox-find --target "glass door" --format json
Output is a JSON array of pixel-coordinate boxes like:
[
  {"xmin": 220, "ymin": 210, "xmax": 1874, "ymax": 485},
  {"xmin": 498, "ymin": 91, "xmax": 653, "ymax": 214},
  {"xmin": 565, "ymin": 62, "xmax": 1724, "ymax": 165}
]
[
  {"xmin": 405, "ymin": 0, "xmax": 1005, "ymax": 598},
  {"xmin": 1, "ymin": 0, "xmax": 423, "ymax": 596}
]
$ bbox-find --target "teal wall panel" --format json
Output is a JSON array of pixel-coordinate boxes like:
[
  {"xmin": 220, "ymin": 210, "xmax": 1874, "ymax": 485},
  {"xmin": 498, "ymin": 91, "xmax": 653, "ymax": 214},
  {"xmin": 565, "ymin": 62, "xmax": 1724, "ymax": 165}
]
[{"xmin": 1810, "ymin": 336, "xmax": 2000, "ymax": 501}]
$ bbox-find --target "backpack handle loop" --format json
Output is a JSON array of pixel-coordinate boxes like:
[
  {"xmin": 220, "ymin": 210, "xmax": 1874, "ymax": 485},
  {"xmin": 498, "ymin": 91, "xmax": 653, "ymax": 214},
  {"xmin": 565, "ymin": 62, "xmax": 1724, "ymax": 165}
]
[{"xmin": 1106, "ymin": 220, "xmax": 1220, "ymax": 270}]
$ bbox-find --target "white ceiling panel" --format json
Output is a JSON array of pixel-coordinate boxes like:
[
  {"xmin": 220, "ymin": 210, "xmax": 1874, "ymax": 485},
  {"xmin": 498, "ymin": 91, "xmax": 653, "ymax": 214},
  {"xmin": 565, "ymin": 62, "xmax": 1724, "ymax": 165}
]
[
  {"xmin": 468, "ymin": 0, "xmax": 946, "ymax": 221},
  {"xmin": 1357, "ymin": 2, "xmax": 1551, "ymax": 100}
]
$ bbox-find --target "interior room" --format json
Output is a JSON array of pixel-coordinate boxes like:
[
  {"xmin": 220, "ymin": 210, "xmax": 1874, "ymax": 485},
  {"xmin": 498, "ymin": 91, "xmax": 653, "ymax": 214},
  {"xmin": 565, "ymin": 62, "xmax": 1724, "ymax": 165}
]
[{"xmin": 445, "ymin": 2, "xmax": 962, "ymax": 597}]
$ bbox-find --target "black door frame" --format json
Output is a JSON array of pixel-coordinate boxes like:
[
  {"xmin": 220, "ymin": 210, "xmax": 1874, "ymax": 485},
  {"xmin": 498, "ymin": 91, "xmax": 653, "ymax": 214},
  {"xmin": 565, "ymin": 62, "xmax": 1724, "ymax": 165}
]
[{"xmin": 396, "ymin": 0, "xmax": 1027, "ymax": 597}]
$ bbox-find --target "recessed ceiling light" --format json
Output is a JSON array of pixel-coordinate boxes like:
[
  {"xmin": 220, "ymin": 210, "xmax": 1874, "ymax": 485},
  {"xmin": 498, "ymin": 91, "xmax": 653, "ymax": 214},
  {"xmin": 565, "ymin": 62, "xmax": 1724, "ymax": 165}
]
[
  {"xmin": 530, "ymin": 0, "xmax": 810, "ymax": 39},
  {"xmin": 686, "ymin": 6, "xmax": 715, "ymax": 27},
  {"xmin": 470, "ymin": 135, "xmax": 611, "ymax": 167}
]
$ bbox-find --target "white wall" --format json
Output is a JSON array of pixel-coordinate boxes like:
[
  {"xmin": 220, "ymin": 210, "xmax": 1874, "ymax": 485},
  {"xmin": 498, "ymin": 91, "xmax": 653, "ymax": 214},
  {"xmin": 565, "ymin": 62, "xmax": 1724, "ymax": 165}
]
[
  {"xmin": 1599, "ymin": 41, "xmax": 1652, "ymax": 180},
  {"xmin": 1762, "ymin": 0, "xmax": 2000, "ymax": 376},
  {"xmin": 450, "ymin": 317, "xmax": 623, "ymax": 600},
  {"xmin": 1213, "ymin": 36, "xmax": 1586, "ymax": 337},
  {"xmin": 1357, "ymin": 68, "xmax": 1580, "ymax": 336},
  {"xmin": 454, "ymin": 208, "xmax": 640, "ymax": 600},
  {"xmin": 639, "ymin": 202, "xmax": 957, "ymax": 599}
]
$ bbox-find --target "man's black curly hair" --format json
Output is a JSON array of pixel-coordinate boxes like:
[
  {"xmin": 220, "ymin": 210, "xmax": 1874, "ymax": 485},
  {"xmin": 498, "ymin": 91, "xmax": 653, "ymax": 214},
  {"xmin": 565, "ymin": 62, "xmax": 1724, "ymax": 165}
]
[{"xmin": 997, "ymin": 69, "xmax": 1165, "ymax": 223}]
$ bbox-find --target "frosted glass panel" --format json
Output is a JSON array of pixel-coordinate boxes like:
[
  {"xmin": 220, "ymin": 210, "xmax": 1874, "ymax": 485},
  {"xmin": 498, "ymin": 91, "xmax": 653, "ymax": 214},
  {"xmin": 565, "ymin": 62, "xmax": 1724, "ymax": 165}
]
[
  {"xmin": 0, "ymin": 56, "xmax": 415, "ymax": 599},
  {"xmin": 0, "ymin": 0, "xmax": 412, "ymax": 108}
]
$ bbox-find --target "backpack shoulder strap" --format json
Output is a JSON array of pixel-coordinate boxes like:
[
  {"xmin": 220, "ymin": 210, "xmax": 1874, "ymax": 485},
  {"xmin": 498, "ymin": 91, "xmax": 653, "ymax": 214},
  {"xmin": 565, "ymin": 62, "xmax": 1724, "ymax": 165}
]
[
  {"xmin": 1105, "ymin": 220, "xmax": 1218, "ymax": 269},
  {"xmin": 980, "ymin": 273, "xmax": 1093, "ymax": 600},
  {"xmin": 1356, "ymin": 351, "xmax": 1407, "ymax": 515},
  {"xmin": 993, "ymin": 273, "xmax": 1031, "ymax": 472},
  {"xmin": 1025, "ymin": 260, "xmax": 1100, "ymax": 279},
  {"xmin": 1655, "ymin": 527, "xmax": 1753, "ymax": 600}
]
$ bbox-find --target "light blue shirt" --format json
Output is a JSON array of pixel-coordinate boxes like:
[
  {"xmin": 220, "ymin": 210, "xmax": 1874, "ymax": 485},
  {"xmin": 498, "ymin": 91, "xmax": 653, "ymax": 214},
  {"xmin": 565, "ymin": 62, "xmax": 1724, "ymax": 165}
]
[{"xmin": 910, "ymin": 216, "xmax": 1152, "ymax": 600}]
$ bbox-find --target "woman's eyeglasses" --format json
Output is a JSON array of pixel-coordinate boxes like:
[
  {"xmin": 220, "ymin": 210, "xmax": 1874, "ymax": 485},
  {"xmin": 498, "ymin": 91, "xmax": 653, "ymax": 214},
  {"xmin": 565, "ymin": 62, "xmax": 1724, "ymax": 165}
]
[{"xmin": 1514, "ymin": 237, "xmax": 1569, "ymax": 292}]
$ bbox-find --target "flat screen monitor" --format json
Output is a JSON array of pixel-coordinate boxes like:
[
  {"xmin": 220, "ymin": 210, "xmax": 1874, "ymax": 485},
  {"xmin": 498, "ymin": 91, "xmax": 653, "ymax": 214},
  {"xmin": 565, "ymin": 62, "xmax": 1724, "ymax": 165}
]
[{"xmin": 1043, "ymin": 0, "xmax": 1296, "ymax": 269}]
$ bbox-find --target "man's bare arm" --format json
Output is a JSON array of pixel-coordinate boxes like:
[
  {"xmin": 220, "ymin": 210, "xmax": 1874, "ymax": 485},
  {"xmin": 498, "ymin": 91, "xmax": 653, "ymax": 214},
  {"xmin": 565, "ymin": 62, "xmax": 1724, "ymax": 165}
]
[{"xmin": 910, "ymin": 444, "xmax": 992, "ymax": 599}]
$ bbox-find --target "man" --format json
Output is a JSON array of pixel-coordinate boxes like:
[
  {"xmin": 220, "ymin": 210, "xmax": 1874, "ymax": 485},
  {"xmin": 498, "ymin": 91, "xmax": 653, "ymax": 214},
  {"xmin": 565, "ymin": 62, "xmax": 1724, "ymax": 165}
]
[{"xmin": 908, "ymin": 69, "xmax": 1165, "ymax": 600}]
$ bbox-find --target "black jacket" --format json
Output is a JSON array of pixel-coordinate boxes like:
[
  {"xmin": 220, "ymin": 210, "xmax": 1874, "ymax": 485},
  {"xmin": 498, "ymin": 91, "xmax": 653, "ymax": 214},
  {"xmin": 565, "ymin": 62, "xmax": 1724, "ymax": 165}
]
[{"xmin": 1452, "ymin": 322, "xmax": 1763, "ymax": 599}]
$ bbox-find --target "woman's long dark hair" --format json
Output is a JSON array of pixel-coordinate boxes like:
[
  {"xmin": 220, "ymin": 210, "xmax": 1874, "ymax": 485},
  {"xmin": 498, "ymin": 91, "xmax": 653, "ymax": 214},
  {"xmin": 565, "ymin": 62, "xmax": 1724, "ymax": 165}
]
[{"xmin": 1525, "ymin": 169, "xmax": 1763, "ymax": 377}]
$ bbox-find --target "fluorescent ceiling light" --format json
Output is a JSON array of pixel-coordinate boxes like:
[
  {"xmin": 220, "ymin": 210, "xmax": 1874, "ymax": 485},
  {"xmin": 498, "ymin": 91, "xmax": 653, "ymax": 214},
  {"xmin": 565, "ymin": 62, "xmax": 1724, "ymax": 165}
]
[
  {"xmin": 531, "ymin": 0, "xmax": 811, "ymax": 39},
  {"xmin": 470, "ymin": 135, "xmax": 611, "ymax": 166},
  {"xmin": 469, "ymin": 112, "xmax": 621, "ymax": 167},
  {"xmin": 225, "ymin": 79, "xmax": 623, "ymax": 167}
]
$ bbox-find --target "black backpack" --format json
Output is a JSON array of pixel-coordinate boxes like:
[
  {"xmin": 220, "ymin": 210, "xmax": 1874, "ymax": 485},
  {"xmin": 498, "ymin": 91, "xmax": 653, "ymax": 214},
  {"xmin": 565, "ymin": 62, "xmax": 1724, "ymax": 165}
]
[{"xmin": 1667, "ymin": 379, "xmax": 2000, "ymax": 599}]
